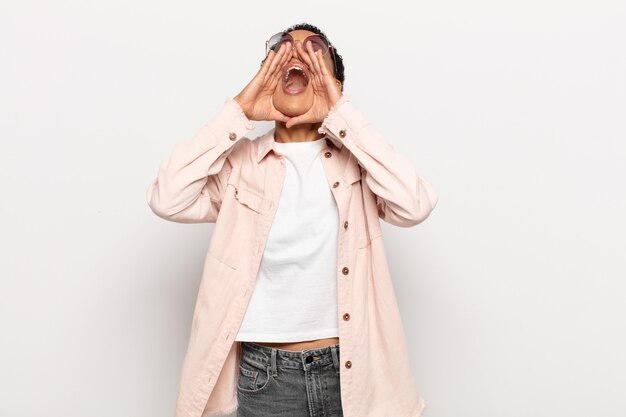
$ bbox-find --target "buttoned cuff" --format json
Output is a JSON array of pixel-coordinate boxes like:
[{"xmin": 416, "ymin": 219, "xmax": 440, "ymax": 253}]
[
  {"xmin": 318, "ymin": 95, "xmax": 369, "ymax": 151},
  {"xmin": 180, "ymin": 98, "xmax": 255, "ymax": 176},
  {"xmin": 215, "ymin": 98, "xmax": 255, "ymax": 140}
]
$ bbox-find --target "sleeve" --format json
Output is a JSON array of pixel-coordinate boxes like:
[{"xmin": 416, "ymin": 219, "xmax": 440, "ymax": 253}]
[
  {"xmin": 146, "ymin": 98, "xmax": 255, "ymax": 223},
  {"xmin": 317, "ymin": 95, "xmax": 438, "ymax": 227}
]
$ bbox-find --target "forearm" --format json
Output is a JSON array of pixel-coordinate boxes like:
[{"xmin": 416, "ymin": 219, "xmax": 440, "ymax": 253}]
[
  {"xmin": 318, "ymin": 96, "xmax": 438, "ymax": 227},
  {"xmin": 146, "ymin": 98, "xmax": 254, "ymax": 222}
]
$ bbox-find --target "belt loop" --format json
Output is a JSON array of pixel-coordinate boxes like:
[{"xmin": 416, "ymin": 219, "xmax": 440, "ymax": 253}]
[
  {"xmin": 330, "ymin": 344, "xmax": 340, "ymax": 374},
  {"xmin": 270, "ymin": 348, "xmax": 278, "ymax": 377}
]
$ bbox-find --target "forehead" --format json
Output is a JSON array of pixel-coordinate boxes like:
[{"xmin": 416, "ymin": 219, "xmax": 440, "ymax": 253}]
[{"xmin": 286, "ymin": 29, "xmax": 318, "ymax": 41}]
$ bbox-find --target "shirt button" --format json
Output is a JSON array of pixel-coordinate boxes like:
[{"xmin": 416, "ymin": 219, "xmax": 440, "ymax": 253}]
[
  {"xmin": 343, "ymin": 221, "xmax": 349, "ymax": 229},
  {"xmin": 333, "ymin": 181, "xmax": 339, "ymax": 188},
  {"xmin": 343, "ymin": 313, "xmax": 350, "ymax": 321},
  {"xmin": 339, "ymin": 129, "xmax": 347, "ymax": 139},
  {"xmin": 342, "ymin": 266, "xmax": 349, "ymax": 275},
  {"xmin": 345, "ymin": 360, "xmax": 352, "ymax": 368},
  {"xmin": 324, "ymin": 151, "xmax": 332, "ymax": 158},
  {"xmin": 229, "ymin": 132, "xmax": 237, "ymax": 141}
]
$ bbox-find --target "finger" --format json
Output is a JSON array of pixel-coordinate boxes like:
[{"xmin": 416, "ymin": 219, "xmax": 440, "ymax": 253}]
[
  {"xmin": 263, "ymin": 45, "xmax": 284, "ymax": 85},
  {"xmin": 271, "ymin": 110, "xmax": 290, "ymax": 123},
  {"xmin": 273, "ymin": 42, "xmax": 292, "ymax": 82},
  {"xmin": 263, "ymin": 43, "xmax": 287, "ymax": 85},
  {"xmin": 285, "ymin": 115, "xmax": 301, "ymax": 129},
  {"xmin": 316, "ymin": 51, "xmax": 337, "ymax": 98},
  {"xmin": 257, "ymin": 48, "xmax": 279, "ymax": 81},
  {"xmin": 285, "ymin": 112, "xmax": 312, "ymax": 129},
  {"xmin": 315, "ymin": 49, "xmax": 332, "ymax": 80},
  {"xmin": 309, "ymin": 42, "xmax": 328, "ymax": 85},
  {"xmin": 307, "ymin": 41, "xmax": 324, "ymax": 88},
  {"xmin": 296, "ymin": 41, "xmax": 316, "ymax": 77},
  {"xmin": 267, "ymin": 45, "xmax": 291, "ymax": 90},
  {"xmin": 307, "ymin": 40, "xmax": 324, "ymax": 79},
  {"xmin": 296, "ymin": 41, "xmax": 321, "ymax": 90}
]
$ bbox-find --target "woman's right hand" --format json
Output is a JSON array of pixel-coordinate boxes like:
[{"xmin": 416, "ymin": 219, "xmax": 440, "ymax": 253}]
[{"xmin": 234, "ymin": 42, "xmax": 293, "ymax": 123}]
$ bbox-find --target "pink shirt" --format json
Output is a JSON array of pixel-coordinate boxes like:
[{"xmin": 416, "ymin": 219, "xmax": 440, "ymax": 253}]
[{"xmin": 146, "ymin": 95, "xmax": 438, "ymax": 417}]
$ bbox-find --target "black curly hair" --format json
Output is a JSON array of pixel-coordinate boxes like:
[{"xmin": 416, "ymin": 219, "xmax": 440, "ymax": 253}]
[{"xmin": 261, "ymin": 23, "xmax": 345, "ymax": 92}]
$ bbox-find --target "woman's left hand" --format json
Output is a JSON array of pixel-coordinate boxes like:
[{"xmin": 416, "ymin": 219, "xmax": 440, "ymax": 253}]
[{"xmin": 285, "ymin": 41, "xmax": 343, "ymax": 128}]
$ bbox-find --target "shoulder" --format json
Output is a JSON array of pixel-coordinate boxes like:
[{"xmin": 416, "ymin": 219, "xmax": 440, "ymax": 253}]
[{"xmin": 227, "ymin": 128, "xmax": 274, "ymax": 166}]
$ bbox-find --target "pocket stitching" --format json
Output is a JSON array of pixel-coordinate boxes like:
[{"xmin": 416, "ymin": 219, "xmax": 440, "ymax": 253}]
[
  {"xmin": 206, "ymin": 250, "xmax": 236, "ymax": 271},
  {"xmin": 232, "ymin": 185, "xmax": 268, "ymax": 213},
  {"xmin": 237, "ymin": 363, "xmax": 273, "ymax": 394},
  {"xmin": 239, "ymin": 364, "xmax": 258, "ymax": 379}
]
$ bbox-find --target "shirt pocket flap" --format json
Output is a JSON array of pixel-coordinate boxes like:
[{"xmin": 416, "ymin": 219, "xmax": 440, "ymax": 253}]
[{"xmin": 234, "ymin": 186, "xmax": 271, "ymax": 213}]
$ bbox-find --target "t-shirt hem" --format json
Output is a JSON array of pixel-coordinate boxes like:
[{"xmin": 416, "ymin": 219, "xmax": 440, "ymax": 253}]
[{"xmin": 235, "ymin": 328, "xmax": 339, "ymax": 342}]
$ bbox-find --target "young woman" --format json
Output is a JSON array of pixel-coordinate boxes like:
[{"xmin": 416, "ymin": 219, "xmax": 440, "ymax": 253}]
[{"xmin": 147, "ymin": 22, "xmax": 438, "ymax": 417}]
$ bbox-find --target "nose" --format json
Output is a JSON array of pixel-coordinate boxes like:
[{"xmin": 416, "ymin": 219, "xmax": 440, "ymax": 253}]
[
  {"xmin": 289, "ymin": 40, "xmax": 308, "ymax": 59},
  {"xmin": 282, "ymin": 40, "xmax": 312, "ymax": 69}
]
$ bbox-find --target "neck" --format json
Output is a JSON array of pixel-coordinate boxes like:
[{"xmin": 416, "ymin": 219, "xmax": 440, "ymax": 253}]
[{"xmin": 274, "ymin": 121, "xmax": 323, "ymax": 143}]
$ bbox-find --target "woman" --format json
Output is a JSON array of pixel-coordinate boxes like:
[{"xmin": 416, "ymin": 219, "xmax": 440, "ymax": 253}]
[{"xmin": 147, "ymin": 22, "xmax": 438, "ymax": 417}]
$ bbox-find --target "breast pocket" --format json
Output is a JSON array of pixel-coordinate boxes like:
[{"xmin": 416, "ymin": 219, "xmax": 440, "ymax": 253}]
[
  {"xmin": 207, "ymin": 182, "xmax": 272, "ymax": 269},
  {"xmin": 232, "ymin": 185, "xmax": 272, "ymax": 213}
]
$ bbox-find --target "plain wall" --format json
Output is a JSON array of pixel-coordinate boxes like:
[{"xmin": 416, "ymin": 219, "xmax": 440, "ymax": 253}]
[{"xmin": 1, "ymin": 1, "xmax": 625, "ymax": 416}]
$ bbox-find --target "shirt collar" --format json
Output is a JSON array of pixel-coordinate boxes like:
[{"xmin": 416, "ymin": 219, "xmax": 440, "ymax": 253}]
[
  {"xmin": 255, "ymin": 129, "xmax": 338, "ymax": 163},
  {"xmin": 255, "ymin": 129, "xmax": 278, "ymax": 163}
]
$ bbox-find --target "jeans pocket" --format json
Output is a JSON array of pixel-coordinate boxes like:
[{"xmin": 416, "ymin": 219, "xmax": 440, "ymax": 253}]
[{"xmin": 237, "ymin": 359, "xmax": 272, "ymax": 394}]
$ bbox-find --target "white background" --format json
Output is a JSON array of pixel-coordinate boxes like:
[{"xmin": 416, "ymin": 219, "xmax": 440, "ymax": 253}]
[{"xmin": 1, "ymin": 1, "xmax": 625, "ymax": 416}]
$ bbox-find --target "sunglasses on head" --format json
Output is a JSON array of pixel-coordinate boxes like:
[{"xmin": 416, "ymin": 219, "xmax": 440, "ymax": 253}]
[{"xmin": 265, "ymin": 32, "xmax": 338, "ymax": 75}]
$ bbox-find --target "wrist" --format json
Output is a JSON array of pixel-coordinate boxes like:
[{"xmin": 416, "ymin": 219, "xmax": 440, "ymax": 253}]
[{"xmin": 232, "ymin": 96, "xmax": 251, "ymax": 119}]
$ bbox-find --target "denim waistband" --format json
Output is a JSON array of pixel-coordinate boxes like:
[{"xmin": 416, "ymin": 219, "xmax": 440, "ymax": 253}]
[{"xmin": 240, "ymin": 341, "xmax": 341, "ymax": 372}]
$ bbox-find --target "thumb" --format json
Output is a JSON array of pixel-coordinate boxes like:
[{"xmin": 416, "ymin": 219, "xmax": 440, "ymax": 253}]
[
  {"xmin": 271, "ymin": 110, "xmax": 290, "ymax": 123},
  {"xmin": 285, "ymin": 115, "xmax": 306, "ymax": 129}
]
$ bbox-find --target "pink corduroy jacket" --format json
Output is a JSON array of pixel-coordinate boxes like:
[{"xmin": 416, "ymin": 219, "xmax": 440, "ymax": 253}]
[{"xmin": 146, "ymin": 95, "xmax": 438, "ymax": 417}]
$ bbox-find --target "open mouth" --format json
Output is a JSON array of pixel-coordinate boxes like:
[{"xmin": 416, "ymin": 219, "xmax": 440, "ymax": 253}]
[{"xmin": 282, "ymin": 64, "xmax": 310, "ymax": 94}]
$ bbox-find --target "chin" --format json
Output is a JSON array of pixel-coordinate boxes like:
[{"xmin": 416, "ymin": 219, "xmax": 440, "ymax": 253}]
[{"xmin": 273, "ymin": 88, "xmax": 314, "ymax": 118}]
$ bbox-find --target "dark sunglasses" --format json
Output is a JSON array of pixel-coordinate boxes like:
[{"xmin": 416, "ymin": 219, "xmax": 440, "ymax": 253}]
[{"xmin": 265, "ymin": 32, "xmax": 338, "ymax": 75}]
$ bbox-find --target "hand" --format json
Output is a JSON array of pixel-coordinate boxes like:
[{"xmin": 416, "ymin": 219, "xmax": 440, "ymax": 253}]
[
  {"xmin": 285, "ymin": 40, "xmax": 343, "ymax": 129},
  {"xmin": 234, "ymin": 42, "xmax": 294, "ymax": 122}
]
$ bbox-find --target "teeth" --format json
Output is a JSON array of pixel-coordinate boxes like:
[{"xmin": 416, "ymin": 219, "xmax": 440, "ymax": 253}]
[{"xmin": 284, "ymin": 65, "xmax": 308, "ymax": 83}]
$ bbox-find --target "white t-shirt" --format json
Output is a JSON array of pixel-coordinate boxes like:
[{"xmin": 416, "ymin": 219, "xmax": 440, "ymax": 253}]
[{"xmin": 235, "ymin": 137, "xmax": 339, "ymax": 342}]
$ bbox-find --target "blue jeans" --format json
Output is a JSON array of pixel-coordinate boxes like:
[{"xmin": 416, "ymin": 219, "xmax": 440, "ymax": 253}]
[{"xmin": 236, "ymin": 341, "xmax": 344, "ymax": 417}]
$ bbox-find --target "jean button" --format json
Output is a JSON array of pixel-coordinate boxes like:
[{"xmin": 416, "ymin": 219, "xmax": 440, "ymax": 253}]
[{"xmin": 305, "ymin": 355, "xmax": 313, "ymax": 363}]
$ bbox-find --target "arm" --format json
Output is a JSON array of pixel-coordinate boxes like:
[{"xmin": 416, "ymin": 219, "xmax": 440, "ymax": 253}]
[
  {"xmin": 318, "ymin": 95, "xmax": 438, "ymax": 227},
  {"xmin": 146, "ymin": 42, "xmax": 293, "ymax": 223},
  {"xmin": 280, "ymin": 41, "xmax": 438, "ymax": 227},
  {"xmin": 146, "ymin": 98, "xmax": 254, "ymax": 223}
]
